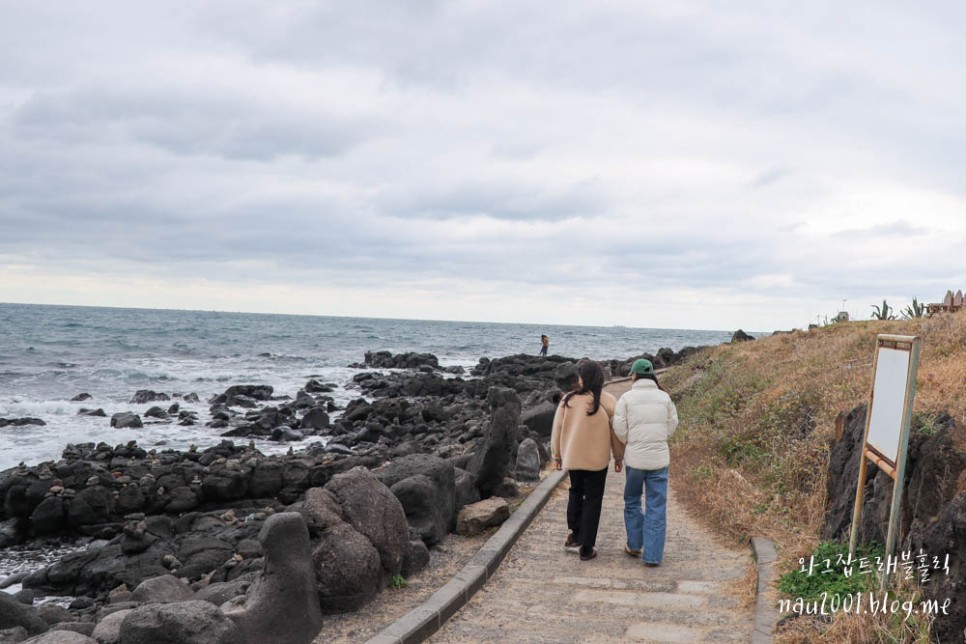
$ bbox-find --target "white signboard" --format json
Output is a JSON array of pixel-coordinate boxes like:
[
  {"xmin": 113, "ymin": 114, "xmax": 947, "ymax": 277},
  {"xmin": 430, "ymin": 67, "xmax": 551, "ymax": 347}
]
[
  {"xmin": 866, "ymin": 346, "xmax": 912, "ymax": 465},
  {"xmin": 850, "ymin": 334, "xmax": 921, "ymax": 584}
]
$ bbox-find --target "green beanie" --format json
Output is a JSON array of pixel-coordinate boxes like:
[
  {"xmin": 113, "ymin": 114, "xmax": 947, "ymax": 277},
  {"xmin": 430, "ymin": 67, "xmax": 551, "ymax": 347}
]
[{"xmin": 630, "ymin": 359, "xmax": 654, "ymax": 375}]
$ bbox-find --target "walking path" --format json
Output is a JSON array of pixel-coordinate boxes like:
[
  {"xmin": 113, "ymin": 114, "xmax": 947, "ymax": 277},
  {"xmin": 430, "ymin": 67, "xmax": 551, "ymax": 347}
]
[{"xmin": 428, "ymin": 380, "xmax": 756, "ymax": 643}]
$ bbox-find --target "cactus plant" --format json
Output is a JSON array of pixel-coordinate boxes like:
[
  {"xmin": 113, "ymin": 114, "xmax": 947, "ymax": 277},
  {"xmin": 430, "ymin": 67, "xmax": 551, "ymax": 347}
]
[
  {"xmin": 871, "ymin": 299, "xmax": 896, "ymax": 320},
  {"xmin": 901, "ymin": 297, "xmax": 926, "ymax": 319}
]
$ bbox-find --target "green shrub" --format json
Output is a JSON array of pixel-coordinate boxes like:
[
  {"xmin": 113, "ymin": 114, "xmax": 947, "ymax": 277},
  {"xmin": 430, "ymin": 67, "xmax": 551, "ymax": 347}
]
[
  {"xmin": 388, "ymin": 574, "xmax": 408, "ymax": 590},
  {"xmin": 913, "ymin": 412, "xmax": 939, "ymax": 436},
  {"xmin": 778, "ymin": 541, "xmax": 885, "ymax": 602},
  {"xmin": 871, "ymin": 300, "xmax": 897, "ymax": 320},
  {"xmin": 902, "ymin": 297, "xmax": 926, "ymax": 319}
]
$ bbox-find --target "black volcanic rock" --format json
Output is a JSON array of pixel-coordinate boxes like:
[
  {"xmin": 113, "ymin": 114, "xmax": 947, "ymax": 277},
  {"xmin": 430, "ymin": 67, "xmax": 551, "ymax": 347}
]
[
  {"xmin": 352, "ymin": 351, "xmax": 441, "ymax": 370},
  {"xmin": 0, "ymin": 417, "xmax": 46, "ymax": 428},
  {"xmin": 469, "ymin": 387, "xmax": 520, "ymax": 499},
  {"xmin": 822, "ymin": 406, "xmax": 966, "ymax": 642},
  {"xmin": 130, "ymin": 390, "xmax": 171, "ymax": 405},
  {"xmin": 374, "ymin": 455, "xmax": 456, "ymax": 546},
  {"xmin": 110, "ymin": 412, "xmax": 143, "ymax": 429}
]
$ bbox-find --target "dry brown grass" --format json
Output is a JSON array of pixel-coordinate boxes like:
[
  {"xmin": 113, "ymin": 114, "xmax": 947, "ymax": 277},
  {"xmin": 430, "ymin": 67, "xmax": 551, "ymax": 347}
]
[
  {"xmin": 662, "ymin": 312, "xmax": 966, "ymax": 642},
  {"xmin": 729, "ymin": 557, "xmax": 759, "ymax": 613},
  {"xmin": 663, "ymin": 312, "xmax": 966, "ymax": 558}
]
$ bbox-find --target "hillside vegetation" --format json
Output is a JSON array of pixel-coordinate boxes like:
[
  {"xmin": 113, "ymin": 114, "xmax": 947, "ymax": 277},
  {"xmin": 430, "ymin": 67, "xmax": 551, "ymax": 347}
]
[{"xmin": 663, "ymin": 312, "xmax": 966, "ymax": 556}]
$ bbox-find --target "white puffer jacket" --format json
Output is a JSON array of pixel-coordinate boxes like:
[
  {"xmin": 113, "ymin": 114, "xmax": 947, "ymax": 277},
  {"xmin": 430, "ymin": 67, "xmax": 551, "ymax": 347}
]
[{"xmin": 613, "ymin": 379, "xmax": 679, "ymax": 470}]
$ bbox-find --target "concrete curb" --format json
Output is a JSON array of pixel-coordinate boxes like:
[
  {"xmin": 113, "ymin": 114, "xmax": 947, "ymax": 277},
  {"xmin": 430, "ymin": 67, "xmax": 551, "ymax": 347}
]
[
  {"xmin": 750, "ymin": 536, "xmax": 780, "ymax": 643},
  {"xmin": 366, "ymin": 469, "xmax": 568, "ymax": 644}
]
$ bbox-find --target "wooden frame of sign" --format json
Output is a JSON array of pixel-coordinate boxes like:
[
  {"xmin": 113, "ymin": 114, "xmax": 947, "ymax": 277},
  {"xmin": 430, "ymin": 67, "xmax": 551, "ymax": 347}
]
[{"xmin": 848, "ymin": 334, "xmax": 921, "ymax": 588}]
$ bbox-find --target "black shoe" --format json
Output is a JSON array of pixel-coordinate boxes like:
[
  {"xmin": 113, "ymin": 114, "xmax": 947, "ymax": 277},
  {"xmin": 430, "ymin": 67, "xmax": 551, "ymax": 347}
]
[
  {"xmin": 644, "ymin": 562, "xmax": 660, "ymax": 568},
  {"xmin": 564, "ymin": 533, "xmax": 580, "ymax": 552},
  {"xmin": 579, "ymin": 549, "xmax": 597, "ymax": 561}
]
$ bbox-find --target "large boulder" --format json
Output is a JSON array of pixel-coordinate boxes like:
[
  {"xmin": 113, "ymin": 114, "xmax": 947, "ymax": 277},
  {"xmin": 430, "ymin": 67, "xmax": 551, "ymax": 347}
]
[
  {"xmin": 175, "ymin": 538, "xmax": 233, "ymax": 581},
  {"xmin": 0, "ymin": 592, "xmax": 47, "ymax": 636},
  {"xmin": 300, "ymin": 469, "xmax": 411, "ymax": 614},
  {"xmin": 36, "ymin": 604, "xmax": 70, "ymax": 626},
  {"xmin": 130, "ymin": 391, "xmax": 170, "ymax": 405},
  {"xmin": 21, "ymin": 632, "xmax": 98, "ymax": 643},
  {"xmin": 469, "ymin": 387, "xmax": 521, "ymax": 498},
  {"xmin": 552, "ymin": 363, "xmax": 579, "ymax": 391},
  {"xmin": 400, "ymin": 539, "xmax": 430, "ymax": 578},
  {"xmin": 90, "ymin": 608, "xmax": 131, "ymax": 644},
  {"xmin": 912, "ymin": 493, "xmax": 966, "ymax": 642},
  {"xmin": 110, "ymin": 413, "xmax": 142, "ymax": 429},
  {"xmin": 117, "ymin": 601, "xmax": 238, "ymax": 644},
  {"xmin": 360, "ymin": 351, "xmax": 440, "ymax": 370},
  {"xmin": 224, "ymin": 512, "xmax": 321, "ymax": 644},
  {"xmin": 193, "ymin": 580, "xmax": 250, "ymax": 607},
  {"xmin": 520, "ymin": 401, "xmax": 557, "ymax": 438},
  {"xmin": 24, "ymin": 541, "xmax": 173, "ymax": 598},
  {"xmin": 375, "ymin": 455, "xmax": 456, "ymax": 546},
  {"xmin": 46, "ymin": 624, "xmax": 95, "ymax": 637},
  {"xmin": 0, "ymin": 626, "xmax": 28, "ymax": 642},
  {"xmin": 457, "ymin": 497, "xmax": 511, "ymax": 536},
  {"xmin": 30, "ymin": 496, "xmax": 67, "ymax": 535},
  {"xmin": 223, "ymin": 385, "xmax": 273, "ymax": 402},
  {"xmin": 130, "ymin": 575, "xmax": 194, "ymax": 604},
  {"xmin": 66, "ymin": 486, "xmax": 115, "ymax": 528},
  {"xmin": 453, "ymin": 468, "xmax": 480, "ymax": 512},
  {"xmin": 730, "ymin": 329, "xmax": 755, "ymax": 343},
  {"xmin": 388, "ymin": 476, "xmax": 447, "ymax": 546},
  {"xmin": 311, "ymin": 523, "xmax": 382, "ymax": 613},
  {"xmin": 321, "ymin": 468, "xmax": 408, "ymax": 579},
  {"xmin": 299, "ymin": 408, "xmax": 330, "ymax": 432},
  {"xmin": 249, "ymin": 460, "xmax": 284, "ymax": 498},
  {"xmin": 514, "ymin": 437, "xmax": 541, "ymax": 481}
]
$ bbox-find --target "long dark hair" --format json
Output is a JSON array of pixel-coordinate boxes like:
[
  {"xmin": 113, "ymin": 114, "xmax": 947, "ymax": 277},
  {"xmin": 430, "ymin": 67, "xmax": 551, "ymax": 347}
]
[{"xmin": 562, "ymin": 359, "xmax": 605, "ymax": 415}]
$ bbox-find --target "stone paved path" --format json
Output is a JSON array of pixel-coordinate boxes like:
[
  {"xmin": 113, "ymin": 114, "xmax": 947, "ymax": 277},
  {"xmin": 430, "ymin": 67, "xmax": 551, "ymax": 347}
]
[{"xmin": 429, "ymin": 381, "xmax": 755, "ymax": 643}]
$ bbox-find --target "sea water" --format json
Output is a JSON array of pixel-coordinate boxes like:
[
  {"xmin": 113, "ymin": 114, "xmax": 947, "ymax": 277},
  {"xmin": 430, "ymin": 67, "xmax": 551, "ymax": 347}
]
[{"xmin": 0, "ymin": 302, "xmax": 735, "ymax": 471}]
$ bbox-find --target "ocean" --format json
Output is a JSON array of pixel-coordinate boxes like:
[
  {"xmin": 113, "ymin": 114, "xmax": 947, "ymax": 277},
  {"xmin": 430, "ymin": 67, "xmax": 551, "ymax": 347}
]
[{"xmin": 0, "ymin": 302, "xmax": 735, "ymax": 472}]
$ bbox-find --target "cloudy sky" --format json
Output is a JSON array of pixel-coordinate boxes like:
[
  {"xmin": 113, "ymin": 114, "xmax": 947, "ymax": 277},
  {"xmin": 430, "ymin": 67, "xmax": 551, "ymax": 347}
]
[{"xmin": 1, "ymin": 1, "xmax": 964, "ymax": 331}]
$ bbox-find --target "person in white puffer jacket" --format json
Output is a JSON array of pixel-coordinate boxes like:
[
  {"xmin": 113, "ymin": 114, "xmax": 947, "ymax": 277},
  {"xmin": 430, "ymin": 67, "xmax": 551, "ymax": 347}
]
[{"xmin": 612, "ymin": 358, "xmax": 679, "ymax": 566}]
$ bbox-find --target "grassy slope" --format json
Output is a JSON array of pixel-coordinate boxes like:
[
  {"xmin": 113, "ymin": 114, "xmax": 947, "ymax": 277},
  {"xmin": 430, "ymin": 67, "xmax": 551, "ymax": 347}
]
[{"xmin": 662, "ymin": 312, "xmax": 966, "ymax": 560}]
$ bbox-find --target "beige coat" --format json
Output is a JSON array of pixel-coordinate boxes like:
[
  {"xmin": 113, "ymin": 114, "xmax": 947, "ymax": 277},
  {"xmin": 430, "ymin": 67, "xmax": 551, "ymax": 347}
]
[{"xmin": 551, "ymin": 391, "xmax": 625, "ymax": 471}]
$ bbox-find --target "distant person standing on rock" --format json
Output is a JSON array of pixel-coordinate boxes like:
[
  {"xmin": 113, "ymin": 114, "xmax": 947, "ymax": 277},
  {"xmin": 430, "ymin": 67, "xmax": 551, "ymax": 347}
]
[
  {"xmin": 539, "ymin": 334, "xmax": 550, "ymax": 357},
  {"xmin": 551, "ymin": 359, "xmax": 625, "ymax": 561},
  {"xmin": 613, "ymin": 358, "xmax": 679, "ymax": 567}
]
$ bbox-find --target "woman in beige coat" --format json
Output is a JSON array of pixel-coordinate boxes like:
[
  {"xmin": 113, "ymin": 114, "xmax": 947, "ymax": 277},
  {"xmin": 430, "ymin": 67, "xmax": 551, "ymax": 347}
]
[{"xmin": 551, "ymin": 359, "xmax": 624, "ymax": 561}]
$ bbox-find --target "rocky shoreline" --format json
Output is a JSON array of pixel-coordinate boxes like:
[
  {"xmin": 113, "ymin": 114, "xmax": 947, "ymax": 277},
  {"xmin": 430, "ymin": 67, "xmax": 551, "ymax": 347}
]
[{"xmin": 0, "ymin": 345, "xmax": 709, "ymax": 643}]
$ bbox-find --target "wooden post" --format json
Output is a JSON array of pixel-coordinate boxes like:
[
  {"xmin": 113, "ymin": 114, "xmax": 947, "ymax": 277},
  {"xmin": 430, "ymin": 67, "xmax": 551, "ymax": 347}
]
[
  {"xmin": 848, "ymin": 336, "xmax": 883, "ymax": 558},
  {"xmin": 880, "ymin": 337, "xmax": 920, "ymax": 588},
  {"xmin": 848, "ymin": 335, "xmax": 921, "ymax": 592}
]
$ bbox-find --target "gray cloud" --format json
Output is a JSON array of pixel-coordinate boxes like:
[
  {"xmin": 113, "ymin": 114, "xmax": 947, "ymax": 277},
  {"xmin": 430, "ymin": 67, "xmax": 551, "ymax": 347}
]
[
  {"xmin": 378, "ymin": 178, "xmax": 608, "ymax": 221},
  {"xmin": 830, "ymin": 221, "xmax": 930, "ymax": 240},
  {"xmin": 12, "ymin": 87, "xmax": 382, "ymax": 161},
  {"xmin": 1, "ymin": 2, "xmax": 965, "ymax": 328}
]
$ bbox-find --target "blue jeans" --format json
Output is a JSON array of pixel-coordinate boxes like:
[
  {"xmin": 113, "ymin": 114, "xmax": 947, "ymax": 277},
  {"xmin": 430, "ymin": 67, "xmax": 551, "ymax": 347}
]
[{"xmin": 623, "ymin": 466, "xmax": 669, "ymax": 564}]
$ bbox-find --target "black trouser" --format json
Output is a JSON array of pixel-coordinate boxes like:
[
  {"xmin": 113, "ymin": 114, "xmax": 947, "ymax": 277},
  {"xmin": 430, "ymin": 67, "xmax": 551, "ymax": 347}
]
[{"xmin": 567, "ymin": 467, "xmax": 608, "ymax": 556}]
